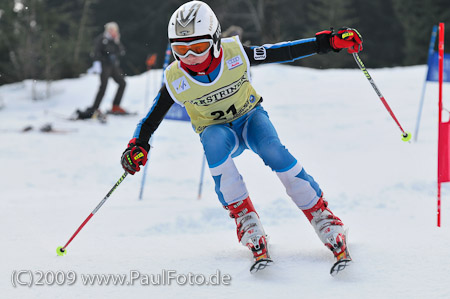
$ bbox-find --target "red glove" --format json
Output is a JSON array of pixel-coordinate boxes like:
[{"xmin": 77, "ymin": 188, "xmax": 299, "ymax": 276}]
[
  {"xmin": 121, "ymin": 138, "xmax": 148, "ymax": 175},
  {"xmin": 330, "ymin": 28, "xmax": 363, "ymax": 53}
]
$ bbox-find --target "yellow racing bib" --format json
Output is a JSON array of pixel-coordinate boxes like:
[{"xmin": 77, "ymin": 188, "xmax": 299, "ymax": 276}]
[{"xmin": 164, "ymin": 36, "xmax": 261, "ymax": 133}]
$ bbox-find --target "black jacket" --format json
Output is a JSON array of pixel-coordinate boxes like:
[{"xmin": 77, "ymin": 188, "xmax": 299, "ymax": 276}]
[{"xmin": 92, "ymin": 34, "xmax": 125, "ymax": 67}]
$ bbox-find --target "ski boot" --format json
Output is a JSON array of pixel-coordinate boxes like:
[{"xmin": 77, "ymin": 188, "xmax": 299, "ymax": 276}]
[
  {"xmin": 226, "ymin": 197, "xmax": 273, "ymax": 273},
  {"xmin": 74, "ymin": 107, "xmax": 107, "ymax": 123},
  {"xmin": 302, "ymin": 195, "xmax": 352, "ymax": 276},
  {"xmin": 109, "ymin": 105, "xmax": 129, "ymax": 115},
  {"xmin": 75, "ymin": 107, "xmax": 95, "ymax": 119}
]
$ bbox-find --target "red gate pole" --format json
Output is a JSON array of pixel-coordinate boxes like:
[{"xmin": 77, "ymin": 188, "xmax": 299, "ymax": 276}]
[{"xmin": 437, "ymin": 22, "xmax": 445, "ymax": 227}]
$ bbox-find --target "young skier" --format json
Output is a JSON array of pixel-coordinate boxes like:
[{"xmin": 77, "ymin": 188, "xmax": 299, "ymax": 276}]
[{"xmin": 121, "ymin": 1, "xmax": 362, "ymax": 274}]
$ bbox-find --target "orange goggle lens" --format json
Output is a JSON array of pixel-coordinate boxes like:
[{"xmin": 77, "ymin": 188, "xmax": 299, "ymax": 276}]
[{"xmin": 171, "ymin": 40, "xmax": 213, "ymax": 57}]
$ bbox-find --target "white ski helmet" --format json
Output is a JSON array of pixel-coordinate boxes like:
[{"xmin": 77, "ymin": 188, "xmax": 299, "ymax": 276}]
[{"xmin": 168, "ymin": 1, "xmax": 221, "ymax": 60}]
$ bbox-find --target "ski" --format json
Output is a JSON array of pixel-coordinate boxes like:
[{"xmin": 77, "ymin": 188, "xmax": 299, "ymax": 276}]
[
  {"xmin": 69, "ymin": 114, "xmax": 107, "ymax": 123},
  {"xmin": 330, "ymin": 257, "xmax": 352, "ymax": 276},
  {"xmin": 38, "ymin": 123, "xmax": 78, "ymax": 134},
  {"xmin": 250, "ymin": 258, "xmax": 273, "ymax": 274},
  {"xmin": 330, "ymin": 231, "xmax": 352, "ymax": 276},
  {"xmin": 1, "ymin": 123, "xmax": 77, "ymax": 134},
  {"xmin": 45, "ymin": 109, "xmax": 108, "ymax": 124},
  {"xmin": 71, "ymin": 109, "xmax": 108, "ymax": 123},
  {"xmin": 106, "ymin": 110, "xmax": 138, "ymax": 116}
]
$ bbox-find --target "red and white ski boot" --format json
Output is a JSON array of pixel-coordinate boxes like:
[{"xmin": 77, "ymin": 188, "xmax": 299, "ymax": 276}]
[
  {"xmin": 302, "ymin": 196, "xmax": 352, "ymax": 276},
  {"xmin": 226, "ymin": 197, "xmax": 273, "ymax": 273}
]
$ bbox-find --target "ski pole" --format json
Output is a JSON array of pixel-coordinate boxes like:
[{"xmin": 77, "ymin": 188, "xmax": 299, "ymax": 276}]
[
  {"xmin": 352, "ymin": 52, "xmax": 411, "ymax": 142},
  {"xmin": 56, "ymin": 172, "xmax": 128, "ymax": 256}
]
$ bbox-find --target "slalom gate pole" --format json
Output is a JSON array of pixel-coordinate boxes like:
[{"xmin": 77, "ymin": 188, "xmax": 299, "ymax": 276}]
[
  {"xmin": 139, "ymin": 135, "xmax": 153, "ymax": 201},
  {"xmin": 352, "ymin": 52, "xmax": 411, "ymax": 142},
  {"xmin": 197, "ymin": 155, "xmax": 206, "ymax": 199},
  {"xmin": 144, "ymin": 54, "xmax": 158, "ymax": 111},
  {"xmin": 139, "ymin": 43, "xmax": 172, "ymax": 200},
  {"xmin": 56, "ymin": 172, "xmax": 128, "ymax": 256},
  {"xmin": 437, "ymin": 22, "xmax": 445, "ymax": 227},
  {"xmin": 144, "ymin": 67, "xmax": 152, "ymax": 110}
]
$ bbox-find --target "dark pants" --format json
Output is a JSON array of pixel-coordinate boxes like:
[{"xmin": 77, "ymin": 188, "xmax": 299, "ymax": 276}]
[{"xmin": 92, "ymin": 63, "xmax": 126, "ymax": 110}]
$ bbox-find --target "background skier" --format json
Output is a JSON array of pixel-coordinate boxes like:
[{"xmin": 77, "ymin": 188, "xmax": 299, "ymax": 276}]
[{"xmin": 80, "ymin": 22, "xmax": 128, "ymax": 119}]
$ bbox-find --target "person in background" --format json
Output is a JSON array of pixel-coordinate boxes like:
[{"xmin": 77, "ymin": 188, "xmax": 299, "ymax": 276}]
[
  {"xmin": 120, "ymin": 1, "xmax": 362, "ymax": 274},
  {"xmin": 81, "ymin": 22, "xmax": 128, "ymax": 118}
]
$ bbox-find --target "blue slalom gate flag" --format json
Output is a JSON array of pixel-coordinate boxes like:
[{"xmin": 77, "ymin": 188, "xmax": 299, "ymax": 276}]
[
  {"xmin": 165, "ymin": 103, "xmax": 190, "ymax": 121},
  {"xmin": 414, "ymin": 25, "xmax": 448, "ymax": 142},
  {"xmin": 426, "ymin": 51, "xmax": 450, "ymax": 82}
]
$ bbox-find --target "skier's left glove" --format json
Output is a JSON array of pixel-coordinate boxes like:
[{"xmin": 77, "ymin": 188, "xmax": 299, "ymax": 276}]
[
  {"xmin": 121, "ymin": 138, "xmax": 149, "ymax": 175},
  {"xmin": 316, "ymin": 28, "xmax": 363, "ymax": 54},
  {"xmin": 330, "ymin": 28, "xmax": 363, "ymax": 53},
  {"xmin": 87, "ymin": 61, "xmax": 102, "ymax": 74}
]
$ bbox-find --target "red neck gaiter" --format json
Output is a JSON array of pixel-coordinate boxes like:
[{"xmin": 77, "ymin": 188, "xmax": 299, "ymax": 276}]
[{"xmin": 180, "ymin": 49, "xmax": 223, "ymax": 75}]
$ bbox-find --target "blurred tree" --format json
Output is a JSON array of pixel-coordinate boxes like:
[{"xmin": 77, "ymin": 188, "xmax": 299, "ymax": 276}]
[
  {"xmin": 392, "ymin": 0, "xmax": 450, "ymax": 65},
  {"xmin": 352, "ymin": 0, "xmax": 404, "ymax": 67},
  {"xmin": 214, "ymin": 0, "xmax": 265, "ymax": 44},
  {"xmin": 0, "ymin": 0, "xmax": 22, "ymax": 83},
  {"xmin": 1, "ymin": 0, "xmax": 450, "ymax": 86},
  {"xmin": 295, "ymin": 0, "xmax": 360, "ymax": 68},
  {"xmin": 0, "ymin": 0, "xmax": 94, "ymax": 85},
  {"xmin": 0, "ymin": 0, "xmax": 41, "ymax": 83}
]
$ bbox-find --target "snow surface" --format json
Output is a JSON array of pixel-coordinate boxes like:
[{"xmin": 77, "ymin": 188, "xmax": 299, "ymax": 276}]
[{"xmin": 1, "ymin": 63, "xmax": 450, "ymax": 298}]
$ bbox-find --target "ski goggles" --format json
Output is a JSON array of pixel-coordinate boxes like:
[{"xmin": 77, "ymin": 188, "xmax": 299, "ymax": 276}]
[{"xmin": 171, "ymin": 39, "xmax": 213, "ymax": 58}]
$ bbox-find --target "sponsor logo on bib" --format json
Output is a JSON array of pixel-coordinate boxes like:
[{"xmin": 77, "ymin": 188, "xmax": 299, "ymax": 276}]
[
  {"xmin": 172, "ymin": 76, "xmax": 191, "ymax": 94},
  {"xmin": 226, "ymin": 56, "xmax": 243, "ymax": 70},
  {"xmin": 189, "ymin": 72, "xmax": 249, "ymax": 106}
]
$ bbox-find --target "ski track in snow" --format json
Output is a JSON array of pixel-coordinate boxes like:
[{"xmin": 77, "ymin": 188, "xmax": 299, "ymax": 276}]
[{"xmin": 1, "ymin": 65, "xmax": 450, "ymax": 298}]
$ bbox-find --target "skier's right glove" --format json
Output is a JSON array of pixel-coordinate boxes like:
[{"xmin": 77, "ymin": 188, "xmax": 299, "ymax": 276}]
[{"xmin": 121, "ymin": 138, "xmax": 149, "ymax": 175}]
